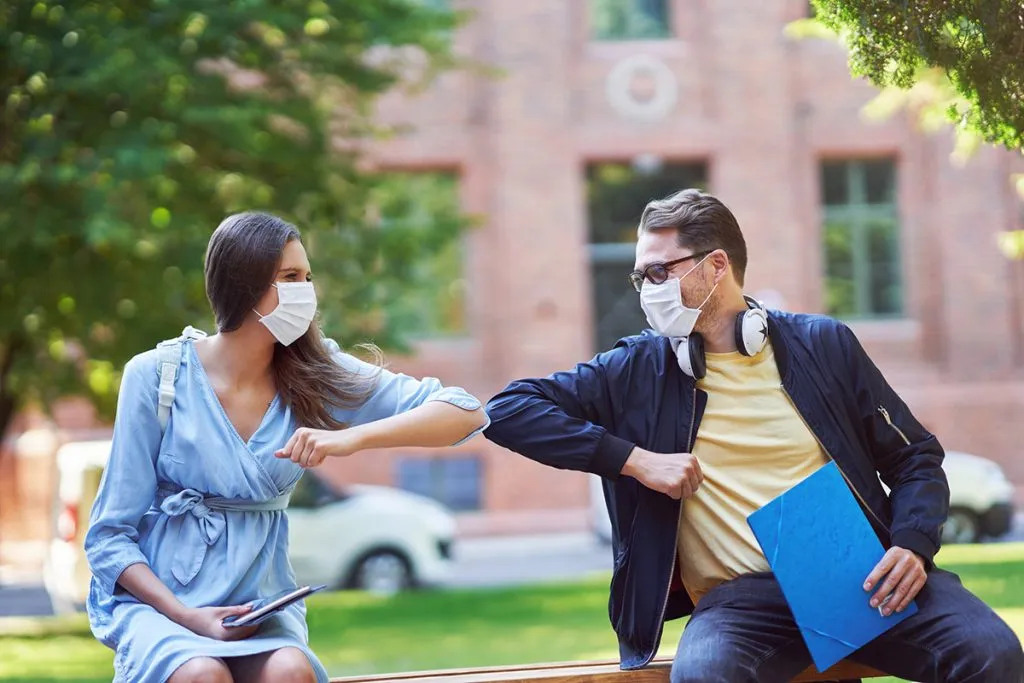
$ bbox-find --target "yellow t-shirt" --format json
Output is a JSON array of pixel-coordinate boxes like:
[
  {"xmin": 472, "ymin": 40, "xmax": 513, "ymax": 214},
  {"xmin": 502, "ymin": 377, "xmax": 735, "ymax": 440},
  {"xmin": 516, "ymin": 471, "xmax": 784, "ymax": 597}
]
[{"xmin": 678, "ymin": 339, "xmax": 828, "ymax": 605}]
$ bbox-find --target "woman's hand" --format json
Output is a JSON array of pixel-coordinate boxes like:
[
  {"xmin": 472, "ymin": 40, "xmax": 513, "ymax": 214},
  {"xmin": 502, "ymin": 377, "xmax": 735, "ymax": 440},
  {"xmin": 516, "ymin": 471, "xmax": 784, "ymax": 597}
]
[
  {"xmin": 179, "ymin": 604, "xmax": 259, "ymax": 641},
  {"xmin": 275, "ymin": 427, "xmax": 364, "ymax": 468}
]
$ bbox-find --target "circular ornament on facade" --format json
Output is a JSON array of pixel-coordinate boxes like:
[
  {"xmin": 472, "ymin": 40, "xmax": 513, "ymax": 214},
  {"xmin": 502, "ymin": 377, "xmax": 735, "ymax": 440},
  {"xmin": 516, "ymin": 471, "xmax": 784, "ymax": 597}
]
[{"xmin": 605, "ymin": 53, "xmax": 678, "ymax": 122}]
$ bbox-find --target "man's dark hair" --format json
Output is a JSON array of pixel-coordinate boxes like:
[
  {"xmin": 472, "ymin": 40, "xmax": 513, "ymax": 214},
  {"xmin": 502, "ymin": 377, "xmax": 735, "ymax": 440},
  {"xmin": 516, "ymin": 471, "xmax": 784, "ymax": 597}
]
[{"xmin": 638, "ymin": 189, "xmax": 748, "ymax": 286}]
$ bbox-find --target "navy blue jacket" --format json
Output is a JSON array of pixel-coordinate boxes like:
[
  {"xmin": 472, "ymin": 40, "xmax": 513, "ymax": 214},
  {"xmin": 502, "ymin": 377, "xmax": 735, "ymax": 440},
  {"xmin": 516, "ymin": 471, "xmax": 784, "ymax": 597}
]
[{"xmin": 484, "ymin": 311, "xmax": 949, "ymax": 669}]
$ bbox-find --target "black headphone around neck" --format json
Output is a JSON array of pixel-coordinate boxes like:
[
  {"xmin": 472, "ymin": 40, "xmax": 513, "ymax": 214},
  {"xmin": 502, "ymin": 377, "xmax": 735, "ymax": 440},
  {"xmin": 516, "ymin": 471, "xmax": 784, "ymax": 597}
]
[{"xmin": 673, "ymin": 296, "xmax": 769, "ymax": 380}]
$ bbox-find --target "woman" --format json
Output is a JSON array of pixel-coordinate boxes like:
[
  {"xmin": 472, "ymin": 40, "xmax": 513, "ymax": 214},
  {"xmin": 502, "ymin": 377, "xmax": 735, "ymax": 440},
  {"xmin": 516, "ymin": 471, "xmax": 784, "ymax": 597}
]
[{"xmin": 85, "ymin": 212, "xmax": 489, "ymax": 683}]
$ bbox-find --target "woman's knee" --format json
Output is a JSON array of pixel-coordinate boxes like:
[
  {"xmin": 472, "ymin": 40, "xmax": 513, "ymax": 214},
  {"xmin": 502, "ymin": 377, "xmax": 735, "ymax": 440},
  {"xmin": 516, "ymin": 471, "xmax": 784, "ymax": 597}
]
[
  {"xmin": 168, "ymin": 657, "xmax": 233, "ymax": 683},
  {"xmin": 260, "ymin": 647, "xmax": 317, "ymax": 683}
]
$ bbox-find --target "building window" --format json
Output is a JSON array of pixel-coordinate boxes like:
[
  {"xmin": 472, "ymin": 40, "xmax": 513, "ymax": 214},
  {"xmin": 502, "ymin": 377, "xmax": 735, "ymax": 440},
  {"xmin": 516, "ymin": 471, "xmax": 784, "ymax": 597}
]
[
  {"xmin": 586, "ymin": 160, "xmax": 708, "ymax": 351},
  {"xmin": 396, "ymin": 456, "xmax": 482, "ymax": 511},
  {"xmin": 820, "ymin": 159, "xmax": 902, "ymax": 319},
  {"xmin": 375, "ymin": 171, "xmax": 466, "ymax": 337},
  {"xmin": 591, "ymin": 0, "xmax": 671, "ymax": 41}
]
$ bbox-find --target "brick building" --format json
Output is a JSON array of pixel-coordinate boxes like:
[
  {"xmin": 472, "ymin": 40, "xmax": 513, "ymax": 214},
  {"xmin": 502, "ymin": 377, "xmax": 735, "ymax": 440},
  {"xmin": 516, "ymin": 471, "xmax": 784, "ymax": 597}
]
[
  {"xmin": 6, "ymin": 0, "xmax": 1023, "ymax": 542},
  {"xmin": 316, "ymin": 0, "xmax": 1024, "ymax": 535}
]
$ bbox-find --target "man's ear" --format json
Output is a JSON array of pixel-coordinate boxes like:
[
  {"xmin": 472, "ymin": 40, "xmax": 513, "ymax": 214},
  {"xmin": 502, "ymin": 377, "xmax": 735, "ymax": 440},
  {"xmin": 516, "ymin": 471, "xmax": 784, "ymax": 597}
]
[{"xmin": 708, "ymin": 249, "xmax": 731, "ymax": 284}]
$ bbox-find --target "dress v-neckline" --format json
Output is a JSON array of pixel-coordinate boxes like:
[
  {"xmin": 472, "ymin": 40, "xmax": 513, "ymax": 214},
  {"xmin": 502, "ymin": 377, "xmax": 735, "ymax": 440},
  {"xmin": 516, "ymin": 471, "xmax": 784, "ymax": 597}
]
[{"xmin": 187, "ymin": 341, "xmax": 280, "ymax": 449}]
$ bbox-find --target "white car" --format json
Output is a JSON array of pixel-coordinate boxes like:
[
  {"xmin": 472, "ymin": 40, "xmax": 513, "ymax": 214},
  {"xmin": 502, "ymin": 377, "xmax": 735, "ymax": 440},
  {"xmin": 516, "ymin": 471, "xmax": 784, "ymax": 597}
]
[
  {"xmin": 286, "ymin": 473, "xmax": 456, "ymax": 594},
  {"xmin": 44, "ymin": 440, "xmax": 456, "ymax": 613},
  {"xmin": 44, "ymin": 440, "xmax": 109, "ymax": 615},
  {"xmin": 590, "ymin": 450, "xmax": 1016, "ymax": 546}
]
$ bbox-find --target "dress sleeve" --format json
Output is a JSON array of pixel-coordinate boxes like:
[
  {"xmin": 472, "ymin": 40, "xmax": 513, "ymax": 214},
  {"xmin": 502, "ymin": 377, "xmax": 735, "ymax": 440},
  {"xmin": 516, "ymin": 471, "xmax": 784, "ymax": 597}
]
[
  {"xmin": 84, "ymin": 352, "xmax": 162, "ymax": 594},
  {"xmin": 327, "ymin": 340, "xmax": 488, "ymax": 446}
]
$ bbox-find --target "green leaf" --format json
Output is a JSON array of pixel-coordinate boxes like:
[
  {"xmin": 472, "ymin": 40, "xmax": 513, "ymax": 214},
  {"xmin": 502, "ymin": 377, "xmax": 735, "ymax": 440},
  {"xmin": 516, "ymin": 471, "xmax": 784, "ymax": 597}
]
[{"xmin": 0, "ymin": 0, "xmax": 472, "ymax": 431}]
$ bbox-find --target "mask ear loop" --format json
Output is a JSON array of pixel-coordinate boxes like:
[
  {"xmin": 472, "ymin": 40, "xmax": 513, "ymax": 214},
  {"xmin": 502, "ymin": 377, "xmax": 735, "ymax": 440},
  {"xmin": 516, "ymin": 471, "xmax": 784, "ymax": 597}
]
[
  {"xmin": 252, "ymin": 283, "xmax": 282, "ymax": 319},
  {"xmin": 680, "ymin": 253, "xmax": 718, "ymax": 310}
]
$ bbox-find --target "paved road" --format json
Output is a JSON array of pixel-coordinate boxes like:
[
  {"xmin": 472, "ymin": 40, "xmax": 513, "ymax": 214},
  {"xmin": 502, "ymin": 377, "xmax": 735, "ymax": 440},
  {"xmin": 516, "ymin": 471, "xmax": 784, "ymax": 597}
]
[
  {"xmin": 2, "ymin": 515, "xmax": 1021, "ymax": 618},
  {"xmin": 0, "ymin": 583, "xmax": 53, "ymax": 618},
  {"xmin": 442, "ymin": 532, "xmax": 612, "ymax": 589}
]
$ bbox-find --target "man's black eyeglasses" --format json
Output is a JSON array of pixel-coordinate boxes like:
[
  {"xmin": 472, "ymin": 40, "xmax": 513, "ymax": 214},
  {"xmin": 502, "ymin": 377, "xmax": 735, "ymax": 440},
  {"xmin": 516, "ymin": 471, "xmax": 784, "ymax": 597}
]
[{"xmin": 628, "ymin": 251, "xmax": 711, "ymax": 293}]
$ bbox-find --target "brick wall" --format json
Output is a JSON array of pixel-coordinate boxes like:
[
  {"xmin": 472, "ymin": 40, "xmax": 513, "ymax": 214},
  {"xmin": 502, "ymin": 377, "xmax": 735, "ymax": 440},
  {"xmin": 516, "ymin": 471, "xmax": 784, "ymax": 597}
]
[{"xmin": 5, "ymin": 0, "xmax": 1022, "ymax": 539}]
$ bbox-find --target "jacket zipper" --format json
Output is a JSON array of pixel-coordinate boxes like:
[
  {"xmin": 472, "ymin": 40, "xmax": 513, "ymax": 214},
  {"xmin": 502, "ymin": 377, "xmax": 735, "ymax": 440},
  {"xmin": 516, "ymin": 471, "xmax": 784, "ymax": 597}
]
[
  {"xmin": 781, "ymin": 385, "xmax": 890, "ymax": 532},
  {"xmin": 641, "ymin": 385, "xmax": 698, "ymax": 668},
  {"xmin": 877, "ymin": 406, "xmax": 911, "ymax": 446}
]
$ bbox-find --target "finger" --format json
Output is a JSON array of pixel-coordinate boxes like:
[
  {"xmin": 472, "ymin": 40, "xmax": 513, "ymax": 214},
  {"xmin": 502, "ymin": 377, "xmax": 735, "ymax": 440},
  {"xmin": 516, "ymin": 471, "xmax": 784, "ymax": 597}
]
[
  {"xmin": 225, "ymin": 603, "xmax": 253, "ymax": 616},
  {"xmin": 895, "ymin": 574, "xmax": 925, "ymax": 614},
  {"xmin": 287, "ymin": 430, "xmax": 306, "ymax": 462},
  {"xmin": 310, "ymin": 446, "xmax": 325, "ymax": 468},
  {"xmin": 871, "ymin": 558, "xmax": 909, "ymax": 608},
  {"xmin": 299, "ymin": 438, "xmax": 317, "ymax": 468},
  {"xmin": 687, "ymin": 463, "xmax": 701, "ymax": 493},
  {"xmin": 276, "ymin": 431, "xmax": 298, "ymax": 459},
  {"xmin": 864, "ymin": 548, "xmax": 899, "ymax": 591},
  {"xmin": 690, "ymin": 455, "xmax": 703, "ymax": 484},
  {"xmin": 882, "ymin": 568, "xmax": 918, "ymax": 616},
  {"xmin": 292, "ymin": 432, "xmax": 310, "ymax": 464}
]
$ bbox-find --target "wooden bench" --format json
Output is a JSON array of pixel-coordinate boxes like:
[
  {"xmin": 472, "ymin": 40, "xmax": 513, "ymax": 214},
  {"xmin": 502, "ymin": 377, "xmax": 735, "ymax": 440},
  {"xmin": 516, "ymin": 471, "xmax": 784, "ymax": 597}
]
[{"xmin": 330, "ymin": 657, "xmax": 885, "ymax": 683}]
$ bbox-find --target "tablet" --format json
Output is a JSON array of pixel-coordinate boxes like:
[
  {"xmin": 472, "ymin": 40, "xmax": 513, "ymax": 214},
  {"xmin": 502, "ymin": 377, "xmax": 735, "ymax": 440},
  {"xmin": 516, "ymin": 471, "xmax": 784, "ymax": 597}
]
[{"xmin": 222, "ymin": 585, "xmax": 327, "ymax": 628}]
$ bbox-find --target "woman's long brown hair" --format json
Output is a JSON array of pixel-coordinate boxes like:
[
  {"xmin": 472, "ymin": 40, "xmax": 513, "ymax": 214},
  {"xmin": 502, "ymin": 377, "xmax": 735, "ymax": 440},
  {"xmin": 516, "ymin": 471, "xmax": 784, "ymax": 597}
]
[{"xmin": 204, "ymin": 212, "xmax": 380, "ymax": 429}]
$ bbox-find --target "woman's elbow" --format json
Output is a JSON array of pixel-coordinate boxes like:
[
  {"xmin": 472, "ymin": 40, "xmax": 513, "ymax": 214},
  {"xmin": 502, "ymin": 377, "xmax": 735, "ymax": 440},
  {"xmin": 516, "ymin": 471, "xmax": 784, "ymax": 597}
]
[
  {"xmin": 468, "ymin": 406, "xmax": 489, "ymax": 432},
  {"xmin": 443, "ymin": 404, "xmax": 488, "ymax": 447}
]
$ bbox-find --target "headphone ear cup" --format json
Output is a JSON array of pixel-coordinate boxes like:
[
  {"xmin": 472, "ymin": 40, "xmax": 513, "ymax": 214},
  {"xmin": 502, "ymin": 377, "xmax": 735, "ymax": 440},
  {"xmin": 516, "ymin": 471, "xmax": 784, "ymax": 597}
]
[
  {"xmin": 676, "ymin": 339, "xmax": 694, "ymax": 378},
  {"xmin": 734, "ymin": 311, "xmax": 751, "ymax": 357},
  {"xmin": 688, "ymin": 334, "xmax": 706, "ymax": 380},
  {"xmin": 735, "ymin": 306, "xmax": 769, "ymax": 356}
]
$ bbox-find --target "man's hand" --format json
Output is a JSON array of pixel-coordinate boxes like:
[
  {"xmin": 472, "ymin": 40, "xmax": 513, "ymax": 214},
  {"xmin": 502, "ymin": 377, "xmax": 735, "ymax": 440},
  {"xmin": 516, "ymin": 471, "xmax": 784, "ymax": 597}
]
[
  {"xmin": 621, "ymin": 448, "xmax": 703, "ymax": 500},
  {"xmin": 864, "ymin": 546, "xmax": 927, "ymax": 616}
]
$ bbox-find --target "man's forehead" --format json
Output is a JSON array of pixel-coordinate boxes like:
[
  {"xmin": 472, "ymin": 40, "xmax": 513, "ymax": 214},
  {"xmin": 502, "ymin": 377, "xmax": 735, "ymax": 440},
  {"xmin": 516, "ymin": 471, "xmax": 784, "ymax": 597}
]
[{"xmin": 634, "ymin": 231, "xmax": 690, "ymax": 269}]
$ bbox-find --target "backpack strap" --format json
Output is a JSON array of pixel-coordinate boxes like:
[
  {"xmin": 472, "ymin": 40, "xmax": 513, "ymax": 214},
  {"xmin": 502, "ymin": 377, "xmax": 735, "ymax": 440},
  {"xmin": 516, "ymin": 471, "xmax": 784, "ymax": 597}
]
[{"xmin": 155, "ymin": 326, "xmax": 207, "ymax": 434}]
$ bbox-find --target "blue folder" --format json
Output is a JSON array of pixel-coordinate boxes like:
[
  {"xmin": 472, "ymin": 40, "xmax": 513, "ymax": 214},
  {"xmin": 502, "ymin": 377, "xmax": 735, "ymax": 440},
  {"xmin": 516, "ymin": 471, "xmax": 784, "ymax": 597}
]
[{"xmin": 746, "ymin": 461, "xmax": 917, "ymax": 672}]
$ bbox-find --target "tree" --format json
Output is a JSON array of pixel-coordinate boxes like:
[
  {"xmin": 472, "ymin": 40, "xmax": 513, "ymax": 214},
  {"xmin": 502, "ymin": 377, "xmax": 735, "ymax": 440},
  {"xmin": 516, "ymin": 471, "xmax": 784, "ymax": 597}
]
[
  {"xmin": 0, "ymin": 0, "xmax": 470, "ymax": 440},
  {"xmin": 807, "ymin": 0, "xmax": 1023, "ymax": 151},
  {"xmin": 790, "ymin": 1, "xmax": 1023, "ymax": 259}
]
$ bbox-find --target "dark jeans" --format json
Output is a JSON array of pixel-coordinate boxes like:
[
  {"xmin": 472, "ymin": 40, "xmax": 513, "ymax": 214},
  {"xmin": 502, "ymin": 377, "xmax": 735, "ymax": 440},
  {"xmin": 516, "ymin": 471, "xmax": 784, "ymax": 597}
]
[{"xmin": 670, "ymin": 570, "xmax": 1023, "ymax": 683}]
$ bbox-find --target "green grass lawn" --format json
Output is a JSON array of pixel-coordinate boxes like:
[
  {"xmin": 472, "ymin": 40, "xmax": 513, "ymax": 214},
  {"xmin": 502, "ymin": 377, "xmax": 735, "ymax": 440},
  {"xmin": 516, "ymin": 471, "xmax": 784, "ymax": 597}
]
[{"xmin": 2, "ymin": 543, "xmax": 1022, "ymax": 683}]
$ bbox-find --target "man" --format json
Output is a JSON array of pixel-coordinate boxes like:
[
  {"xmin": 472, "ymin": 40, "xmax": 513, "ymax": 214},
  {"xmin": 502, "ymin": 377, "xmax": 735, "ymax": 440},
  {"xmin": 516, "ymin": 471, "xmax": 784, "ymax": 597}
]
[{"xmin": 484, "ymin": 190, "xmax": 1023, "ymax": 683}]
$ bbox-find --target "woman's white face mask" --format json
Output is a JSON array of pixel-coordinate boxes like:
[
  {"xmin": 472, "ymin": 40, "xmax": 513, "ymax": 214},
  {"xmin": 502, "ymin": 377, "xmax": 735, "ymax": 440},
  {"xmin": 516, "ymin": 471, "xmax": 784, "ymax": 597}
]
[
  {"xmin": 639, "ymin": 254, "xmax": 717, "ymax": 338},
  {"xmin": 253, "ymin": 282, "xmax": 317, "ymax": 346}
]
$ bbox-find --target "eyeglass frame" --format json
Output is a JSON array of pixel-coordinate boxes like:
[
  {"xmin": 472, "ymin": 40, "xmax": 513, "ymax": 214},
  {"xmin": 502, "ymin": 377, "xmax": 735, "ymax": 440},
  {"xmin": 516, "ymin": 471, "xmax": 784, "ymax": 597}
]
[{"xmin": 628, "ymin": 250, "xmax": 713, "ymax": 293}]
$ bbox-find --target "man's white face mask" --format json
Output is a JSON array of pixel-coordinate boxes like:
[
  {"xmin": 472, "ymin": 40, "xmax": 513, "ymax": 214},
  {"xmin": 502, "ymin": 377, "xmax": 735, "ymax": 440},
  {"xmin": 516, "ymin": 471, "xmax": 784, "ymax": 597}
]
[{"xmin": 639, "ymin": 254, "xmax": 717, "ymax": 338}]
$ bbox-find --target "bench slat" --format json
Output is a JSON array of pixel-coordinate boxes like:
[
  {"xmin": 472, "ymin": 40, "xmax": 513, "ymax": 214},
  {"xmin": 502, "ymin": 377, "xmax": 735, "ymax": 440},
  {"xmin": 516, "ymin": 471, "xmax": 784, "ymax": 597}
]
[{"xmin": 329, "ymin": 657, "xmax": 885, "ymax": 683}]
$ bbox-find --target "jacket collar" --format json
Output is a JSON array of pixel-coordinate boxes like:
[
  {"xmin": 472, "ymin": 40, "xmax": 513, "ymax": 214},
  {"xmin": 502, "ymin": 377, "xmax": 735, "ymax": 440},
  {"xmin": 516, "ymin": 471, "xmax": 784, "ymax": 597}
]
[{"xmin": 645, "ymin": 311, "xmax": 792, "ymax": 385}]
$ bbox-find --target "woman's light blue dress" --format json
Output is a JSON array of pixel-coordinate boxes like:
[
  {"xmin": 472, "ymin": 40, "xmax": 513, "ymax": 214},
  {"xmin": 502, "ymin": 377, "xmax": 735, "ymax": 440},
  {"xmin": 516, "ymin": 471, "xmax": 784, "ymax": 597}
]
[{"xmin": 85, "ymin": 337, "xmax": 486, "ymax": 683}]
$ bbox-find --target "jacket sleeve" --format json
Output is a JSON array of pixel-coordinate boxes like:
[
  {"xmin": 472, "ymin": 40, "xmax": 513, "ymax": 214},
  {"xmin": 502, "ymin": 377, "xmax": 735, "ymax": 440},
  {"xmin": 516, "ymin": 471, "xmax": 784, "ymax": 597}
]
[
  {"xmin": 84, "ymin": 353, "xmax": 162, "ymax": 594},
  {"xmin": 484, "ymin": 346, "xmax": 636, "ymax": 480},
  {"xmin": 837, "ymin": 323, "xmax": 949, "ymax": 565}
]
